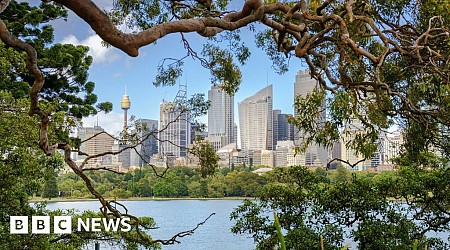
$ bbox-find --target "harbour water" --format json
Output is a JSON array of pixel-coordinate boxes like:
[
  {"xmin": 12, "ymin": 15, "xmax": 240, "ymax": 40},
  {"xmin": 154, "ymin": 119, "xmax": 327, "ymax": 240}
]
[
  {"xmin": 45, "ymin": 199, "xmax": 450, "ymax": 249},
  {"xmin": 46, "ymin": 199, "xmax": 255, "ymax": 250}
]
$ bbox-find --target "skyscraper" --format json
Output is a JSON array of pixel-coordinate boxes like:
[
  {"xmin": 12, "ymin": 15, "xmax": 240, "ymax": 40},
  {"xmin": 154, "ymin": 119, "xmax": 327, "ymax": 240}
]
[
  {"xmin": 340, "ymin": 121, "xmax": 372, "ymax": 170},
  {"xmin": 207, "ymin": 84, "xmax": 235, "ymax": 150},
  {"xmin": 158, "ymin": 84, "xmax": 191, "ymax": 159},
  {"xmin": 239, "ymin": 85, "xmax": 273, "ymax": 151},
  {"xmin": 293, "ymin": 70, "xmax": 328, "ymax": 166},
  {"xmin": 294, "ymin": 70, "xmax": 317, "ymax": 98},
  {"xmin": 273, "ymin": 109, "xmax": 295, "ymax": 147},
  {"xmin": 159, "ymin": 101, "xmax": 190, "ymax": 158},
  {"xmin": 130, "ymin": 119, "xmax": 159, "ymax": 167},
  {"xmin": 273, "ymin": 109, "xmax": 281, "ymax": 148},
  {"xmin": 77, "ymin": 125, "xmax": 114, "ymax": 168}
]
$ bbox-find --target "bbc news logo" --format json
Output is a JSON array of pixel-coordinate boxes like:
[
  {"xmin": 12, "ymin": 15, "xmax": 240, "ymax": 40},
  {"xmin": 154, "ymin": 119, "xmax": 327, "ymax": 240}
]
[{"xmin": 10, "ymin": 216, "xmax": 131, "ymax": 234}]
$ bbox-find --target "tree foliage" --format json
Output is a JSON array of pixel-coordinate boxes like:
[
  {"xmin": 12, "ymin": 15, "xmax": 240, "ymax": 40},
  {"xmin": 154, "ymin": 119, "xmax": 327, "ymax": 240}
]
[
  {"xmin": 0, "ymin": 0, "xmax": 112, "ymax": 118},
  {"xmin": 56, "ymin": 166, "xmax": 267, "ymax": 199},
  {"xmin": 41, "ymin": 154, "xmax": 63, "ymax": 198},
  {"xmin": 231, "ymin": 166, "xmax": 450, "ymax": 249},
  {"xmin": 0, "ymin": 91, "xmax": 104, "ymax": 249},
  {"xmin": 0, "ymin": 0, "xmax": 450, "ymax": 248},
  {"xmin": 33, "ymin": 0, "xmax": 449, "ymax": 161}
]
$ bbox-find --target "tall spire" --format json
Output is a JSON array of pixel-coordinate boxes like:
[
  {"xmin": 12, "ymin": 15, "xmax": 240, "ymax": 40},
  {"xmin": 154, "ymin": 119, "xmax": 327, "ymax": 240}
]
[{"xmin": 121, "ymin": 87, "xmax": 131, "ymax": 135}]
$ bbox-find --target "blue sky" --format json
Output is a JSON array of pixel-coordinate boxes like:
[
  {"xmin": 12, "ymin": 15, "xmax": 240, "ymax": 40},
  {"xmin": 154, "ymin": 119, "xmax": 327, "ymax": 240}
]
[{"xmin": 48, "ymin": 1, "xmax": 309, "ymax": 134}]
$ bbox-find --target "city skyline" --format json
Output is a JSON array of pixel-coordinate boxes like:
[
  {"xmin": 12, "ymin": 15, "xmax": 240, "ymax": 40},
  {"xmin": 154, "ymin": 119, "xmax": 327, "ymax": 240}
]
[
  {"xmin": 79, "ymin": 70, "xmax": 322, "ymax": 151},
  {"xmin": 75, "ymin": 68, "xmax": 405, "ymax": 171},
  {"xmin": 75, "ymin": 68, "xmax": 405, "ymax": 170},
  {"xmin": 57, "ymin": 8, "xmax": 305, "ymax": 135},
  {"xmin": 82, "ymin": 73, "xmax": 303, "ymax": 136}
]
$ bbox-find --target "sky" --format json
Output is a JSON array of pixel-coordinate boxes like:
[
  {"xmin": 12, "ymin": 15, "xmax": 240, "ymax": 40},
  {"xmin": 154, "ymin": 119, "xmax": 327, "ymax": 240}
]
[{"xmin": 46, "ymin": 0, "xmax": 309, "ymax": 135}]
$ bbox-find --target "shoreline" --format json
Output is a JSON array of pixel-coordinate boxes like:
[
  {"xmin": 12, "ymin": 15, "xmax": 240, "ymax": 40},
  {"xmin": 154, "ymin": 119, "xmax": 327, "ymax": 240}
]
[
  {"xmin": 30, "ymin": 196, "xmax": 406, "ymax": 203},
  {"xmin": 29, "ymin": 196, "xmax": 253, "ymax": 203}
]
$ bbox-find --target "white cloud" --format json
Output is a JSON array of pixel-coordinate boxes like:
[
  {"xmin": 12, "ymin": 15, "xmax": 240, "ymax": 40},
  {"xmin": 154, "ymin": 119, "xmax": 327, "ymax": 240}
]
[
  {"xmin": 82, "ymin": 112, "xmax": 123, "ymax": 135},
  {"xmin": 60, "ymin": 34, "xmax": 120, "ymax": 63}
]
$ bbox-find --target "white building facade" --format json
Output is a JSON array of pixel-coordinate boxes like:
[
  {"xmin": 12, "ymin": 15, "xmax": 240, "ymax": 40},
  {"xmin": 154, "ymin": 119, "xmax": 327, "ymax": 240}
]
[
  {"xmin": 239, "ymin": 85, "xmax": 273, "ymax": 151},
  {"xmin": 293, "ymin": 70, "xmax": 329, "ymax": 166},
  {"xmin": 207, "ymin": 84, "xmax": 235, "ymax": 151},
  {"xmin": 158, "ymin": 101, "xmax": 191, "ymax": 158}
]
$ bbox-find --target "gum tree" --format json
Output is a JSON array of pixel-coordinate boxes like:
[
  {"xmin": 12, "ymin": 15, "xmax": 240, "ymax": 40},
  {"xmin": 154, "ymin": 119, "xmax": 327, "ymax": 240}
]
[{"xmin": 0, "ymin": 0, "xmax": 449, "ymax": 248}]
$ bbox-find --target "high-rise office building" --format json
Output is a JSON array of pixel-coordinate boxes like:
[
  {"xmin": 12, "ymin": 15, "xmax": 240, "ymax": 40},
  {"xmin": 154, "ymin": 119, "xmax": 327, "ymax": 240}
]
[
  {"xmin": 130, "ymin": 119, "xmax": 159, "ymax": 167},
  {"xmin": 340, "ymin": 121, "xmax": 372, "ymax": 170},
  {"xmin": 159, "ymin": 102, "xmax": 191, "ymax": 157},
  {"xmin": 207, "ymin": 84, "xmax": 235, "ymax": 150},
  {"xmin": 159, "ymin": 101, "xmax": 191, "ymax": 158},
  {"xmin": 190, "ymin": 122, "xmax": 207, "ymax": 144},
  {"xmin": 273, "ymin": 109, "xmax": 295, "ymax": 147},
  {"xmin": 239, "ymin": 85, "xmax": 273, "ymax": 151},
  {"xmin": 294, "ymin": 70, "xmax": 318, "ymax": 98},
  {"xmin": 381, "ymin": 133, "xmax": 403, "ymax": 165},
  {"xmin": 293, "ymin": 70, "xmax": 328, "ymax": 166},
  {"xmin": 77, "ymin": 125, "xmax": 114, "ymax": 168},
  {"xmin": 159, "ymin": 84, "xmax": 191, "ymax": 159},
  {"xmin": 340, "ymin": 123, "xmax": 403, "ymax": 171},
  {"xmin": 233, "ymin": 123, "xmax": 238, "ymax": 145},
  {"xmin": 273, "ymin": 109, "xmax": 281, "ymax": 149}
]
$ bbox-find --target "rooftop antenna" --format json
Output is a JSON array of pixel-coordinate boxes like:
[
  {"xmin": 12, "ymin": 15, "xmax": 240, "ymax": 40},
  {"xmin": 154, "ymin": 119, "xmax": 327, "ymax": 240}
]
[{"xmin": 174, "ymin": 76, "xmax": 187, "ymax": 107}]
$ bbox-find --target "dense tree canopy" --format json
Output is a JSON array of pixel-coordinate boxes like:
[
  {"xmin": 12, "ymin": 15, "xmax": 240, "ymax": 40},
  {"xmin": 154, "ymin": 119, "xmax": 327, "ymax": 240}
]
[
  {"xmin": 0, "ymin": 91, "xmax": 160, "ymax": 249},
  {"xmin": 0, "ymin": 1, "xmax": 112, "ymax": 118},
  {"xmin": 0, "ymin": 0, "xmax": 449, "ymax": 248},
  {"xmin": 26, "ymin": 0, "xmax": 448, "ymax": 161},
  {"xmin": 231, "ymin": 166, "xmax": 450, "ymax": 249}
]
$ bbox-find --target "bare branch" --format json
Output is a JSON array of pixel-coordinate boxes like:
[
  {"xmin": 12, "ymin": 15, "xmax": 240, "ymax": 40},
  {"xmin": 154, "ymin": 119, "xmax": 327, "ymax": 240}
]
[
  {"xmin": 152, "ymin": 213, "xmax": 216, "ymax": 245},
  {"xmin": 326, "ymin": 157, "xmax": 368, "ymax": 170}
]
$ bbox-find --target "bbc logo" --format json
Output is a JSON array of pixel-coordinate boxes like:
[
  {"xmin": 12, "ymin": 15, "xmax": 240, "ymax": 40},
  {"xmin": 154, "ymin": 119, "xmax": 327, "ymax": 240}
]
[
  {"xmin": 10, "ymin": 216, "xmax": 72, "ymax": 234},
  {"xmin": 10, "ymin": 216, "xmax": 131, "ymax": 234}
]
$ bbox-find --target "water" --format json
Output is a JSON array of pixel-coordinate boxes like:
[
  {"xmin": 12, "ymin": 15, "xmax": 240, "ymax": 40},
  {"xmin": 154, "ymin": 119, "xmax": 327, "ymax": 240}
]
[
  {"xmin": 45, "ymin": 200, "xmax": 256, "ymax": 250},
  {"xmin": 44, "ymin": 200, "xmax": 450, "ymax": 249}
]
